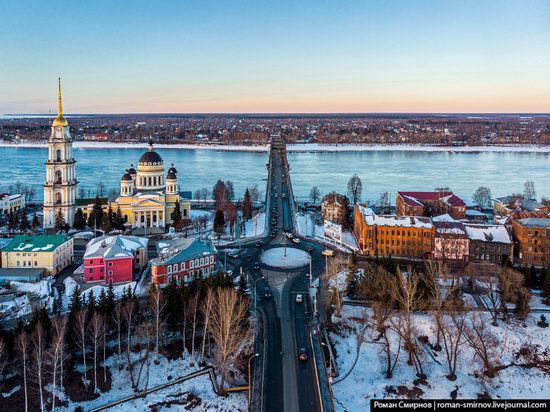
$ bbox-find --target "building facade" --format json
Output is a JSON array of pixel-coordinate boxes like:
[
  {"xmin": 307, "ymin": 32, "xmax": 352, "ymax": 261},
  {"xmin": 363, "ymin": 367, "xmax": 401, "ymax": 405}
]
[
  {"xmin": 1, "ymin": 235, "xmax": 73, "ymax": 275},
  {"xmin": 112, "ymin": 139, "xmax": 191, "ymax": 232},
  {"xmin": 464, "ymin": 224, "xmax": 513, "ymax": 265},
  {"xmin": 43, "ymin": 79, "xmax": 78, "ymax": 229},
  {"xmin": 83, "ymin": 235, "xmax": 148, "ymax": 284},
  {"xmin": 396, "ymin": 191, "xmax": 466, "ymax": 220},
  {"xmin": 0, "ymin": 193, "xmax": 25, "ymax": 215},
  {"xmin": 433, "ymin": 221, "xmax": 469, "ymax": 260},
  {"xmin": 150, "ymin": 238, "xmax": 218, "ymax": 286},
  {"xmin": 320, "ymin": 192, "xmax": 349, "ymax": 226},
  {"xmin": 512, "ymin": 218, "xmax": 550, "ymax": 267},
  {"xmin": 353, "ymin": 204, "xmax": 434, "ymax": 259}
]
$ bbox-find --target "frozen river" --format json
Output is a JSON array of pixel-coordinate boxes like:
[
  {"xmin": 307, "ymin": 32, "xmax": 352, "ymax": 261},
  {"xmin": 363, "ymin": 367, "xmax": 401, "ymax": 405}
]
[{"xmin": 0, "ymin": 146, "xmax": 548, "ymax": 203}]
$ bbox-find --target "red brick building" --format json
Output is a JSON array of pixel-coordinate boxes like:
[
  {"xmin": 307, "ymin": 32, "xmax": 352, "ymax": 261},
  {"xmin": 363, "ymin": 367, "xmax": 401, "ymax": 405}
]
[{"xmin": 396, "ymin": 191, "xmax": 466, "ymax": 220}]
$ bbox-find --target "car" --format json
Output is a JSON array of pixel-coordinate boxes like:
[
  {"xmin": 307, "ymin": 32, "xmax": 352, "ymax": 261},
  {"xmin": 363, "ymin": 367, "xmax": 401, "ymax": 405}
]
[
  {"xmin": 246, "ymin": 255, "xmax": 252, "ymax": 262},
  {"xmin": 306, "ymin": 246, "xmax": 313, "ymax": 253},
  {"xmin": 292, "ymin": 238, "xmax": 301, "ymax": 244},
  {"xmin": 263, "ymin": 287, "xmax": 272, "ymax": 298},
  {"xmin": 286, "ymin": 232, "xmax": 294, "ymax": 239},
  {"xmin": 271, "ymin": 219, "xmax": 277, "ymax": 225},
  {"xmin": 322, "ymin": 249, "xmax": 335, "ymax": 257},
  {"xmin": 228, "ymin": 252, "xmax": 239, "ymax": 259},
  {"xmin": 226, "ymin": 269, "xmax": 233, "ymax": 276},
  {"xmin": 275, "ymin": 194, "xmax": 279, "ymax": 198},
  {"xmin": 254, "ymin": 262, "xmax": 260, "ymax": 270},
  {"xmin": 284, "ymin": 227, "xmax": 289, "ymax": 232},
  {"xmin": 282, "ymin": 193, "xmax": 286, "ymax": 198},
  {"xmin": 298, "ymin": 348, "xmax": 308, "ymax": 361},
  {"xmin": 255, "ymin": 241, "xmax": 263, "ymax": 247},
  {"xmin": 295, "ymin": 294, "xmax": 303, "ymax": 304},
  {"xmin": 272, "ymin": 207, "xmax": 277, "ymax": 213},
  {"xmin": 270, "ymin": 232, "xmax": 276, "ymax": 238}
]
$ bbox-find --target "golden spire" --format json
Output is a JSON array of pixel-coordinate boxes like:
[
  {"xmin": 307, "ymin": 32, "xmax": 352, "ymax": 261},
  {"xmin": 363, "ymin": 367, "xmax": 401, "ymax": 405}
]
[{"xmin": 52, "ymin": 77, "xmax": 68, "ymax": 127}]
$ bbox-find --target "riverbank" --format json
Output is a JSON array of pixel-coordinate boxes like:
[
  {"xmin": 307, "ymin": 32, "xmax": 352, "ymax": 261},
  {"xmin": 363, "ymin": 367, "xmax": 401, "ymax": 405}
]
[{"xmin": 2, "ymin": 141, "xmax": 550, "ymax": 153}]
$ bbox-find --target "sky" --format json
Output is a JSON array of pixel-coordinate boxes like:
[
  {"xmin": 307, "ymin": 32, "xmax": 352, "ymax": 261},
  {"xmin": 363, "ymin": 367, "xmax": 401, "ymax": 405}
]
[{"xmin": 0, "ymin": 0, "xmax": 549, "ymax": 114}]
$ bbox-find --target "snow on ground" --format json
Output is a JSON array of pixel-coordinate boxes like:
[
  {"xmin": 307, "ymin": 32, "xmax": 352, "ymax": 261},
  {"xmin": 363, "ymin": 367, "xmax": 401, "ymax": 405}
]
[
  {"xmin": 190, "ymin": 209, "xmax": 213, "ymax": 220},
  {"xmin": 81, "ymin": 281, "xmax": 136, "ymax": 301},
  {"xmin": 259, "ymin": 247, "xmax": 311, "ymax": 269},
  {"xmin": 330, "ymin": 306, "xmax": 550, "ymax": 412},
  {"xmin": 243, "ymin": 212, "xmax": 266, "ymax": 238},
  {"xmin": 10, "ymin": 279, "xmax": 52, "ymax": 298},
  {"xmin": 296, "ymin": 212, "xmax": 358, "ymax": 251},
  {"xmin": 57, "ymin": 352, "xmax": 247, "ymax": 412}
]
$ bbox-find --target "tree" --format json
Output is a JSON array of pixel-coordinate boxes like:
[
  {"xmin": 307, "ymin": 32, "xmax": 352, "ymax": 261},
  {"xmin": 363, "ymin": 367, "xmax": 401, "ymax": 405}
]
[
  {"xmin": 96, "ymin": 181, "xmax": 106, "ymax": 197},
  {"xmin": 345, "ymin": 251, "xmax": 358, "ymax": 298},
  {"xmin": 214, "ymin": 209, "xmax": 225, "ymax": 239},
  {"xmin": 208, "ymin": 288, "xmax": 250, "ymax": 393},
  {"xmin": 249, "ymin": 184, "xmax": 260, "ymax": 203},
  {"xmin": 472, "ymin": 186, "xmax": 492, "ymax": 209},
  {"xmin": 74, "ymin": 309, "xmax": 90, "ymax": 385},
  {"xmin": 379, "ymin": 192, "xmax": 390, "ymax": 213},
  {"xmin": 439, "ymin": 307, "xmax": 468, "ymax": 381},
  {"xmin": 54, "ymin": 210, "xmax": 66, "ymax": 232},
  {"xmin": 226, "ymin": 180, "xmax": 235, "ymax": 202},
  {"xmin": 101, "ymin": 212, "xmax": 112, "ymax": 234},
  {"xmin": 242, "ymin": 188, "xmax": 253, "ymax": 221},
  {"xmin": 19, "ymin": 209, "xmax": 29, "ymax": 231},
  {"xmin": 542, "ymin": 267, "xmax": 550, "ymax": 305},
  {"xmin": 212, "ymin": 180, "xmax": 230, "ymax": 206},
  {"xmin": 347, "ymin": 174, "xmax": 362, "ymax": 204},
  {"xmin": 224, "ymin": 203, "xmax": 238, "ymax": 236},
  {"xmin": 523, "ymin": 180, "xmax": 536, "ymax": 200},
  {"xmin": 89, "ymin": 312, "xmax": 105, "ymax": 393},
  {"xmin": 200, "ymin": 289, "xmax": 215, "ymax": 362},
  {"xmin": 200, "ymin": 187, "xmax": 210, "ymax": 203},
  {"xmin": 73, "ymin": 208, "xmax": 86, "ymax": 230},
  {"xmin": 16, "ymin": 331, "xmax": 30, "ymax": 412},
  {"xmin": 309, "ymin": 186, "xmax": 321, "ymax": 204},
  {"xmin": 31, "ymin": 323, "xmax": 46, "ymax": 412},
  {"xmin": 194, "ymin": 190, "xmax": 201, "ymax": 202},
  {"xmin": 31, "ymin": 212, "xmax": 40, "ymax": 231},
  {"xmin": 48, "ymin": 316, "xmax": 68, "ymax": 409},
  {"xmin": 172, "ymin": 200, "xmax": 183, "ymax": 231},
  {"xmin": 68, "ymin": 286, "xmax": 81, "ymax": 316},
  {"xmin": 463, "ymin": 313, "xmax": 500, "ymax": 378},
  {"xmin": 149, "ymin": 283, "xmax": 166, "ymax": 353},
  {"xmin": 90, "ymin": 195, "xmax": 104, "ymax": 230},
  {"xmin": 238, "ymin": 274, "xmax": 248, "ymax": 296}
]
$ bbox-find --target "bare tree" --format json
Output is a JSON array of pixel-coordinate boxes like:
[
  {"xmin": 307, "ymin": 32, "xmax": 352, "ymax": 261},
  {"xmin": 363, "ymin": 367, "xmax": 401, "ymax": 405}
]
[
  {"xmin": 463, "ymin": 313, "xmax": 501, "ymax": 378},
  {"xmin": 389, "ymin": 269, "xmax": 426, "ymax": 378},
  {"xmin": 309, "ymin": 186, "xmax": 321, "ymax": 204},
  {"xmin": 134, "ymin": 321, "xmax": 153, "ymax": 392},
  {"xmin": 208, "ymin": 288, "xmax": 250, "ymax": 392},
  {"xmin": 16, "ymin": 331, "xmax": 30, "ymax": 412},
  {"xmin": 347, "ymin": 174, "xmax": 362, "ymax": 204},
  {"xmin": 48, "ymin": 316, "xmax": 68, "ymax": 412},
  {"xmin": 200, "ymin": 288, "xmax": 214, "ymax": 363},
  {"xmin": 473, "ymin": 186, "xmax": 492, "ymax": 209},
  {"xmin": 74, "ymin": 309, "xmax": 89, "ymax": 385},
  {"xmin": 89, "ymin": 312, "xmax": 105, "ymax": 393},
  {"xmin": 249, "ymin": 184, "xmax": 260, "ymax": 203},
  {"xmin": 481, "ymin": 267, "xmax": 522, "ymax": 326},
  {"xmin": 439, "ymin": 307, "xmax": 468, "ymax": 381},
  {"xmin": 96, "ymin": 181, "xmax": 106, "ymax": 197},
  {"xmin": 112, "ymin": 301, "xmax": 124, "ymax": 359},
  {"xmin": 194, "ymin": 190, "xmax": 201, "ymax": 202},
  {"xmin": 122, "ymin": 300, "xmax": 137, "ymax": 388},
  {"xmin": 0, "ymin": 338, "xmax": 7, "ymax": 383},
  {"xmin": 200, "ymin": 187, "xmax": 210, "ymax": 203},
  {"xmin": 190, "ymin": 294, "xmax": 200, "ymax": 359},
  {"xmin": 523, "ymin": 180, "xmax": 536, "ymax": 200},
  {"xmin": 31, "ymin": 322, "xmax": 46, "ymax": 412},
  {"xmin": 149, "ymin": 284, "xmax": 166, "ymax": 353}
]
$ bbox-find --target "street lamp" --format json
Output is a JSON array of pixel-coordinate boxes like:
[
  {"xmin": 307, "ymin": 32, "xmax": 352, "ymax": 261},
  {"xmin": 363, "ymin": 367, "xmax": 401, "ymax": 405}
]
[
  {"xmin": 248, "ymin": 353, "xmax": 260, "ymax": 407},
  {"xmin": 253, "ymin": 276, "xmax": 265, "ymax": 318}
]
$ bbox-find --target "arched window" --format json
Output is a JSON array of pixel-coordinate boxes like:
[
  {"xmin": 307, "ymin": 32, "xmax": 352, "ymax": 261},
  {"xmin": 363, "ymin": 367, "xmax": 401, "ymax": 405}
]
[
  {"xmin": 56, "ymin": 149, "xmax": 62, "ymax": 162},
  {"xmin": 148, "ymin": 177, "xmax": 152, "ymax": 186},
  {"xmin": 55, "ymin": 192, "xmax": 62, "ymax": 205},
  {"xmin": 55, "ymin": 170, "xmax": 62, "ymax": 184}
]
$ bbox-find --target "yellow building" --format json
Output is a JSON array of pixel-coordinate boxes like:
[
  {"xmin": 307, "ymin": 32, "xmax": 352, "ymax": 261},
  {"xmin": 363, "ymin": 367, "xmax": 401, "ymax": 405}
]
[
  {"xmin": 113, "ymin": 138, "xmax": 191, "ymax": 233},
  {"xmin": 1, "ymin": 235, "xmax": 74, "ymax": 275}
]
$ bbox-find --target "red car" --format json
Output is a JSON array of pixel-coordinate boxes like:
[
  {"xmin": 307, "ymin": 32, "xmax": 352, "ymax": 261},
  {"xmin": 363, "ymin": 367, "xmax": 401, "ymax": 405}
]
[{"xmin": 298, "ymin": 348, "xmax": 308, "ymax": 361}]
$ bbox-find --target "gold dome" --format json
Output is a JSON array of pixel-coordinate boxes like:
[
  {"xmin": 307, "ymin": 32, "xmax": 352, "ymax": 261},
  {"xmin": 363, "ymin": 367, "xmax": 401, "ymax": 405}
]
[{"xmin": 52, "ymin": 78, "xmax": 68, "ymax": 127}]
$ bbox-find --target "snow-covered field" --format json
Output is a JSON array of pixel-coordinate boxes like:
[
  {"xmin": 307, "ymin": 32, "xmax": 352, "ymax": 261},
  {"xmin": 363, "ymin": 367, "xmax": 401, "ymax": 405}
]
[
  {"xmin": 53, "ymin": 352, "xmax": 246, "ymax": 411},
  {"xmin": 4, "ymin": 141, "xmax": 550, "ymax": 153},
  {"xmin": 330, "ymin": 306, "xmax": 550, "ymax": 412}
]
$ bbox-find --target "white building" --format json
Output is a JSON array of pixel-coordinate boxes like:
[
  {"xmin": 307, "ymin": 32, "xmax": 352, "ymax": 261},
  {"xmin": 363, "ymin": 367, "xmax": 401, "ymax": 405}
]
[{"xmin": 0, "ymin": 193, "xmax": 25, "ymax": 215}]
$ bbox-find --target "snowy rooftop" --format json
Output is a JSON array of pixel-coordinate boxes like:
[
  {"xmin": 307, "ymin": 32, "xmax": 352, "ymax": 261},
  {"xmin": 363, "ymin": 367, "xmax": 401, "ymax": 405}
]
[
  {"xmin": 152, "ymin": 237, "xmax": 217, "ymax": 266},
  {"xmin": 84, "ymin": 235, "xmax": 148, "ymax": 259},
  {"xmin": 356, "ymin": 204, "xmax": 375, "ymax": 218},
  {"xmin": 516, "ymin": 217, "xmax": 550, "ymax": 228},
  {"xmin": 432, "ymin": 213, "xmax": 457, "ymax": 223},
  {"xmin": 434, "ymin": 221, "xmax": 468, "ymax": 237},
  {"xmin": 363, "ymin": 213, "xmax": 433, "ymax": 229},
  {"xmin": 464, "ymin": 224, "xmax": 512, "ymax": 243},
  {"xmin": 3, "ymin": 235, "xmax": 70, "ymax": 253}
]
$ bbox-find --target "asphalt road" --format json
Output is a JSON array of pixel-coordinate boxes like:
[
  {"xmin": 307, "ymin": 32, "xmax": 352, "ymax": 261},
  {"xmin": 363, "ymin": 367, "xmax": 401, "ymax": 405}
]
[{"xmin": 228, "ymin": 145, "xmax": 326, "ymax": 412}]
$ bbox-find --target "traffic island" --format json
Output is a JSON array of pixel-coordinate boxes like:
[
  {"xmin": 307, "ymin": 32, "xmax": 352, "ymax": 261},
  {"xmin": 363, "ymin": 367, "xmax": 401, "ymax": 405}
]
[{"xmin": 259, "ymin": 247, "xmax": 311, "ymax": 269}]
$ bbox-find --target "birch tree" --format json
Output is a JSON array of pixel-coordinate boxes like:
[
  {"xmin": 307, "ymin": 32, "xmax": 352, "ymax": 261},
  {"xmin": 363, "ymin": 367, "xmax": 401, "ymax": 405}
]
[
  {"xmin": 112, "ymin": 301, "xmax": 124, "ymax": 359},
  {"xmin": 32, "ymin": 323, "xmax": 46, "ymax": 412},
  {"xmin": 89, "ymin": 312, "xmax": 105, "ymax": 393},
  {"xmin": 16, "ymin": 331, "xmax": 30, "ymax": 412},
  {"xmin": 149, "ymin": 283, "xmax": 166, "ymax": 353},
  {"xmin": 200, "ymin": 288, "xmax": 214, "ymax": 363},
  {"xmin": 74, "ymin": 309, "xmax": 89, "ymax": 385},
  {"xmin": 48, "ymin": 316, "xmax": 68, "ymax": 412}
]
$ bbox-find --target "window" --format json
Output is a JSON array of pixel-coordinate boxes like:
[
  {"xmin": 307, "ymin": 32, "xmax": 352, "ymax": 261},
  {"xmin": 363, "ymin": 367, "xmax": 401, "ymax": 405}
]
[
  {"xmin": 180, "ymin": 262, "xmax": 185, "ymax": 271},
  {"xmin": 108, "ymin": 271, "xmax": 113, "ymax": 276},
  {"xmin": 108, "ymin": 262, "xmax": 113, "ymax": 267},
  {"xmin": 90, "ymin": 268, "xmax": 93, "ymax": 273},
  {"xmin": 195, "ymin": 259, "xmax": 199, "ymax": 267},
  {"xmin": 56, "ymin": 149, "xmax": 62, "ymax": 162},
  {"xmin": 200, "ymin": 258, "xmax": 204, "ymax": 266},
  {"xmin": 210, "ymin": 255, "xmax": 214, "ymax": 264},
  {"xmin": 167, "ymin": 265, "xmax": 172, "ymax": 274},
  {"xmin": 189, "ymin": 260, "xmax": 194, "ymax": 269}
]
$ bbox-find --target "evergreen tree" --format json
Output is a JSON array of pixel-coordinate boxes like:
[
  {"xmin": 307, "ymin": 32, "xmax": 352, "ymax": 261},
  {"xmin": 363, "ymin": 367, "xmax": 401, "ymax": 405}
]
[
  {"xmin": 19, "ymin": 209, "xmax": 29, "ymax": 231},
  {"xmin": 7, "ymin": 211, "xmax": 15, "ymax": 231},
  {"xmin": 213, "ymin": 209, "xmax": 225, "ymax": 238},
  {"xmin": 542, "ymin": 267, "xmax": 550, "ymax": 305},
  {"xmin": 90, "ymin": 195, "xmax": 104, "ymax": 229},
  {"xmin": 238, "ymin": 274, "xmax": 248, "ymax": 295},
  {"xmin": 68, "ymin": 285, "xmax": 82, "ymax": 315},
  {"xmin": 530, "ymin": 265, "xmax": 538, "ymax": 289},
  {"xmin": 54, "ymin": 209, "xmax": 66, "ymax": 232},
  {"xmin": 98, "ymin": 288, "xmax": 109, "ymax": 314},
  {"xmin": 31, "ymin": 212, "xmax": 40, "ymax": 231},
  {"xmin": 87, "ymin": 210, "xmax": 96, "ymax": 230},
  {"xmin": 73, "ymin": 208, "xmax": 86, "ymax": 230},
  {"xmin": 101, "ymin": 212, "xmax": 112, "ymax": 234},
  {"xmin": 345, "ymin": 251, "xmax": 359, "ymax": 298},
  {"xmin": 172, "ymin": 200, "xmax": 183, "ymax": 231},
  {"xmin": 87, "ymin": 289, "xmax": 97, "ymax": 312},
  {"xmin": 107, "ymin": 281, "xmax": 116, "ymax": 311},
  {"xmin": 242, "ymin": 188, "xmax": 253, "ymax": 220},
  {"xmin": 114, "ymin": 205, "xmax": 125, "ymax": 230},
  {"xmin": 29, "ymin": 306, "xmax": 51, "ymax": 332},
  {"xmin": 13, "ymin": 211, "xmax": 20, "ymax": 231}
]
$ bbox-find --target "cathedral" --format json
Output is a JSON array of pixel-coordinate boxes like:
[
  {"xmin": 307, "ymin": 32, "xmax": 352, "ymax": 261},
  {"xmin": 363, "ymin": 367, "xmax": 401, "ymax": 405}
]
[
  {"xmin": 43, "ymin": 80, "xmax": 191, "ymax": 233},
  {"xmin": 43, "ymin": 79, "xmax": 77, "ymax": 229},
  {"xmin": 114, "ymin": 138, "xmax": 191, "ymax": 232}
]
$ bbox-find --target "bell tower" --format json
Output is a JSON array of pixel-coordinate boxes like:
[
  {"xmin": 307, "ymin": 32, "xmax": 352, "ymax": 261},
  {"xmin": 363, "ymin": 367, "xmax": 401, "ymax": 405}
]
[{"xmin": 43, "ymin": 78, "xmax": 78, "ymax": 229}]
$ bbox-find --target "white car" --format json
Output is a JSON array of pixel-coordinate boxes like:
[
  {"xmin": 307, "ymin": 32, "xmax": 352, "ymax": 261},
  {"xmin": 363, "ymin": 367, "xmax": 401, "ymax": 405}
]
[
  {"xmin": 292, "ymin": 238, "xmax": 301, "ymax": 244},
  {"xmin": 286, "ymin": 232, "xmax": 294, "ymax": 239},
  {"xmin": 295, "ymin": 294, "xmax": 303, "ymax": 304},
  {"xmin": 228, "ymin": 252, "xmax": 239, "ymax": 259}
]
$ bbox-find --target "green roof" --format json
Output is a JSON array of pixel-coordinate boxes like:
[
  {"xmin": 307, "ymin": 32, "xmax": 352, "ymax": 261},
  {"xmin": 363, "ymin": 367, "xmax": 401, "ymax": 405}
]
[
  {"xmin": 76, "ymin": 197, "xmax": 108, "ymax": 207},
  {"xmin": 3, "ymin": 235, "xmax": 71, "ymax": 253}
]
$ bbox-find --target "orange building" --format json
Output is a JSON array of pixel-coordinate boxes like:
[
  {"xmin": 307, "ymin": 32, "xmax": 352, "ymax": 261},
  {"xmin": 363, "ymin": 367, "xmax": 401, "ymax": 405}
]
[
  {"xmin": 396, "ymin": 191, "xmax": 466, "ymax": 219},
  {"xmin": 512, "ymin": 218, "xmax": 550, "ymax": 267},
  {"xmin": 354, "ymin": 204, "xmax": 434, "ymax": 259}
]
